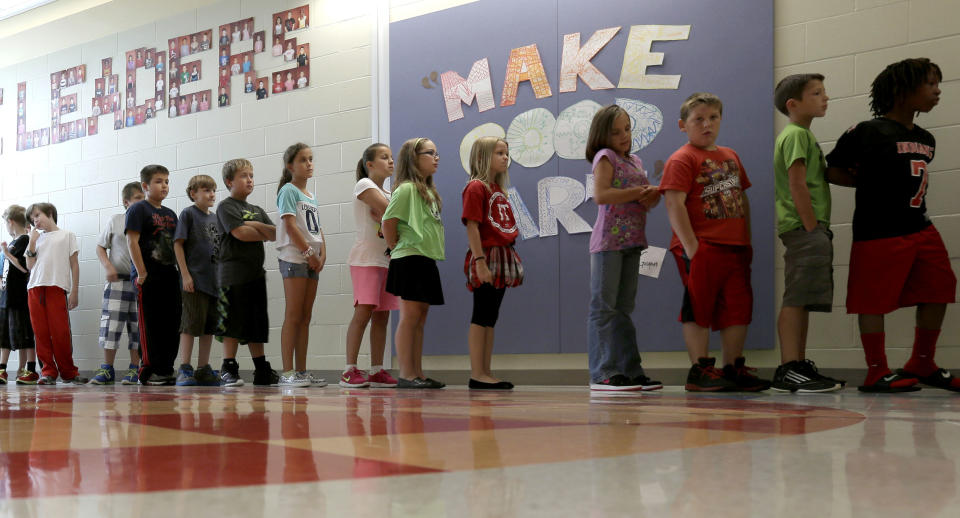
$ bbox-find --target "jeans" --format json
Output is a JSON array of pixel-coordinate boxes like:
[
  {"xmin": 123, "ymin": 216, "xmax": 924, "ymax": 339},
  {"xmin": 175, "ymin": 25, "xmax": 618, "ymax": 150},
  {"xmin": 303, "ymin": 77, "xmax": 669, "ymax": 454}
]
[{"xmin": 587, "ymin": 247, "xmax": 646, "ymax": 383}]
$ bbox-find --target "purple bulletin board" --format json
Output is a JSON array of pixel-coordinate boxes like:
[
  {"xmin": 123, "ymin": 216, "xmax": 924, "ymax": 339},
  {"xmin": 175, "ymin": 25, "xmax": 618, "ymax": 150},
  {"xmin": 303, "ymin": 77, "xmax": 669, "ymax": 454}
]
[{"xmin": 389, "ymin": 0, "xmax": 774, "ymax": 355}]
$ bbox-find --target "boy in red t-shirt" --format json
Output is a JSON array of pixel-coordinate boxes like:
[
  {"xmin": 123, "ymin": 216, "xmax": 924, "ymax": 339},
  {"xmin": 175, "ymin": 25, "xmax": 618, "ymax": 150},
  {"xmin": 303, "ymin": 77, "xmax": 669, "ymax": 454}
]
[{"xmin": 660, "ymin": 92, "xmax": 770, "ymax": 392}]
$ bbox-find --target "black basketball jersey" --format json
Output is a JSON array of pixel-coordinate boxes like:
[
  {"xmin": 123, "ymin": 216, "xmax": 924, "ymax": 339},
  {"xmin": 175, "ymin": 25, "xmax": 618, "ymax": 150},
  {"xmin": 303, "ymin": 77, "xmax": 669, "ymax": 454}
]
[{"xmin": 826, "ymin": 117, "xmax": 934, "ymax": 242}]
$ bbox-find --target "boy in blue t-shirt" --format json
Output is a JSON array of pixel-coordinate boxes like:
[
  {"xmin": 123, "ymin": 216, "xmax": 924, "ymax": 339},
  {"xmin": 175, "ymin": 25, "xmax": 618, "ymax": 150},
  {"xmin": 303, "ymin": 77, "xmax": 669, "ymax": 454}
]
[
  {"xmin": 126, "ymin": 164, "xmax": 181, "ymax": 385},
  {"xmin": 174, "ymin": 174, "xmax": 222, "ymax": 386}
]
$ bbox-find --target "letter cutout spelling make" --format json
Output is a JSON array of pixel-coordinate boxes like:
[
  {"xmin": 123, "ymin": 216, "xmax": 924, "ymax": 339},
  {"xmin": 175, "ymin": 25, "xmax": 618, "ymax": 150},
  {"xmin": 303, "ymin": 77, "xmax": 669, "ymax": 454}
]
[
  {"xmin": 440, "ymin": 57, "xmax": 495, "ymax": 122},
  {"xmin": 618, "ymin": 25, "xmax": 690, "ymax": 89},
  {"xmin": 559, "ymin": 27, "xmax": 620, "ymax": 93},
  {"xmin": 500, "ymin": 44, "xmax": 552, "ymax": 107}
]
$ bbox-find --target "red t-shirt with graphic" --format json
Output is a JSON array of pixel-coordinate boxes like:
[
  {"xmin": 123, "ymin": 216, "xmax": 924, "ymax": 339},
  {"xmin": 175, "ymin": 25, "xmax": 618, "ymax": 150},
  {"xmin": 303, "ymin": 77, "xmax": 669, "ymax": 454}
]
[
  {"xmin": 461, "ymin": 180, "xmax": 518, "ymax": 247},
  {"xmin": 659, "ymin": 143, "xmax": 752, "ymax": 249}
]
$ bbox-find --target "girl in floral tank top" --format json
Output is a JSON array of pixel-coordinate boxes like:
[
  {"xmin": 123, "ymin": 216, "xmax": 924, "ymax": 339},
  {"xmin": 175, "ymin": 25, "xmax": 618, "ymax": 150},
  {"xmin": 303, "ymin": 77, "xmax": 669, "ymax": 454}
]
[{"xmin": 586, "ymin": 105, "xmax": 663, "ymax": 392}]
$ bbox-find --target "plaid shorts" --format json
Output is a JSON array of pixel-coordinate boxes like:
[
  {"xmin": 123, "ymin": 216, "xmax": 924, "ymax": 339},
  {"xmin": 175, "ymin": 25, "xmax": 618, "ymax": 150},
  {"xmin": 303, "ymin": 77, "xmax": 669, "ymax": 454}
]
[{"xmin": 99, "ymin": 279, "xmax": 140, "ymax": 350}]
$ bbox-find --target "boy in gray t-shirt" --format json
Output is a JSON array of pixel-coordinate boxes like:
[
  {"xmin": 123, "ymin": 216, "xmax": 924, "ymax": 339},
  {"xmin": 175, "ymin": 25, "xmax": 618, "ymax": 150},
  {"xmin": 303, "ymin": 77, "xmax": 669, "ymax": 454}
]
[
  {"xmin": 173, "ymin": 175, "xmax": 221, "ymax": 386},
  {"xmin": 90, "ymin": 182, "xmax": 144, "ymax": 385}
]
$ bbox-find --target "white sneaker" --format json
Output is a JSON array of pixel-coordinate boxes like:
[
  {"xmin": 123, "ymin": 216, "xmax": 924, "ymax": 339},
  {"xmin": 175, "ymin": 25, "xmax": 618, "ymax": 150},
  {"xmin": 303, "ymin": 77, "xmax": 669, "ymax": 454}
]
[
  {"xmin": 300, "ymin": 371, "xmax": 328, "ymax": 387},
  {"xmin": 279, "ymin": 370, "xmax": 311, "ymax": 387}
]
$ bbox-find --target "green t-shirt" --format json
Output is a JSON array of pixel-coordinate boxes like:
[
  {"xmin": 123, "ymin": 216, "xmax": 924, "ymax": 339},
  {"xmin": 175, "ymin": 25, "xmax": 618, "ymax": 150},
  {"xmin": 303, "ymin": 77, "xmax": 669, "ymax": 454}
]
[
  {"xmin": 382, "ymin": 182, "xmax": 445, "ymax": 261},
  {"xmin": 774, "ymin": 123, "xmax": 831, "ymax": 234}
]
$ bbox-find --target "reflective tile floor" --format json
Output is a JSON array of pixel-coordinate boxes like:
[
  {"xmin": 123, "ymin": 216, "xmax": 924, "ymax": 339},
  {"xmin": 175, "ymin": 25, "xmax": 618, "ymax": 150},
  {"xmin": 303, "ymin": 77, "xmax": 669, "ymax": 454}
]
[{"xmin": 2, "ymin": 384, "xmax": 959, "ymax": 517}]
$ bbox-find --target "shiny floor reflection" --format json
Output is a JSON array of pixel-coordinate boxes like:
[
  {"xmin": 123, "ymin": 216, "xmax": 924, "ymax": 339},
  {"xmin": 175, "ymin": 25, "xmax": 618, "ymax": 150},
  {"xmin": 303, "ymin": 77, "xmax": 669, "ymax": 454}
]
[{"xmin": 2, "ymin": 385, "xmax": 959, "ymax": 517}]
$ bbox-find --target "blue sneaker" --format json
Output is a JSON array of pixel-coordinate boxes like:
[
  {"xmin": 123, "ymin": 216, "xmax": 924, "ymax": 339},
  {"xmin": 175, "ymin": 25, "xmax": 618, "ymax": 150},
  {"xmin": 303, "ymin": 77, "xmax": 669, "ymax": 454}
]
[
  {"xmin": 88, "ymin": 364, "xmax": 116, "ymax": 385},
  {"xmin": 120, "ymin": 365, "xmax": 139, "ymax": 385},
  {"xmin": 176, "ymin": 364, "xmax": 197, "ymax": 386}
]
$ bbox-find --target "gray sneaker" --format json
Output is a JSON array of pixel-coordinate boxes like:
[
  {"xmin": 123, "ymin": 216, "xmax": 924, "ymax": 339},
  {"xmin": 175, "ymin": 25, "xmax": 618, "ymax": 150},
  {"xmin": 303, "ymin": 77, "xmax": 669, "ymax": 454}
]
[
  {"xmin": 279, "ymin": 370, "xmax": 311, "ymax": 387},
  {"xmin": 37, "ymin": 375, "xmax": 57, "ymax": 385},
  {"xmin": 301, "ymin": 371, "xmax": 328, "ymax": 387},
  {"xmin": 195, "ymin": 365, "xmax": 221, "ymax": 386},
  {"xmin": 221, "ymin": 369, "xmax": 244, "ymax": 387},
  {"xmin": 59, "ymin": 376, "xmax": 89, "ymax": 385}
]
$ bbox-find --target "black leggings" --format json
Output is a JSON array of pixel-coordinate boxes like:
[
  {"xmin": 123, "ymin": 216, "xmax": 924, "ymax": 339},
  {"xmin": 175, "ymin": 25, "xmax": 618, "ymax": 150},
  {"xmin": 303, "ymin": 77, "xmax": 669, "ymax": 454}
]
[{"xmin": 471, "ymin": 284, "xmax": 506, "ymax": 327}]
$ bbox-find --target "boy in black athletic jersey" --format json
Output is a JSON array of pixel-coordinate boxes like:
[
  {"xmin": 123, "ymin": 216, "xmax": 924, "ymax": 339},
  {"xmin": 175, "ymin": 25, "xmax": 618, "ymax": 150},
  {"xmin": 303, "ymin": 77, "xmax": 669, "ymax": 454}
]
[{"xmin": 826, "ymin": 58, "xmax": 957, "ymax": 393}]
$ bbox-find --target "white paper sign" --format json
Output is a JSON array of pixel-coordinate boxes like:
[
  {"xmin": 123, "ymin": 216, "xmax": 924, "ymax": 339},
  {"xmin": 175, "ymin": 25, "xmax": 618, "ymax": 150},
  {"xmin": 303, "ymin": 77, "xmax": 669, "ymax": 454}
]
[{"xmin": 638, "ymin": 246, "xmax": 667, "ymax": 278}]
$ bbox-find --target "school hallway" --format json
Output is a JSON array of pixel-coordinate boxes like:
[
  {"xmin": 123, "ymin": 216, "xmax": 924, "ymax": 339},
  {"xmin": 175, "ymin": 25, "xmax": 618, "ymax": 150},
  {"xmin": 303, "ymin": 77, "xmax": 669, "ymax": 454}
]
[{"xmin": 1, "ymin": 384, "xmax": 958, "ymax": 517}]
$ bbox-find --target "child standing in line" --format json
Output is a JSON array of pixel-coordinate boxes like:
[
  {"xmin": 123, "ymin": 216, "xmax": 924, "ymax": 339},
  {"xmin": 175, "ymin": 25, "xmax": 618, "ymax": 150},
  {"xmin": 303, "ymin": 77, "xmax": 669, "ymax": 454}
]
[
  {"xmin": 382, "ymin": 137, "xmax": 446, "ymax": 389},
  {"xmin": 216, "ymin": 158, "xmax": 279, "ymax": 387},
  {"xmin": 276, "ymin": 143, "xmax": 328, "ymax": 387},
  {"xmin": 174, "ymin": 175, "xmax": 221, "ymax": 386},
  {"xmin": 585, "ymin": 106, "xmax": 663, "ymax": 392},
  {"xmin": 89, "ymin": 183, "xmax": 143, "ymax": 385},
  {"xmin": 826, "ymin": 58, "xmax": 957, "ymax": 393},
  {"xmin": 661, "ymin": 93, "xmax": 770, "ymax": 392},
  {"xmin": 0, "ymin": 205, "xmax": 37, "ymax": 384},
  {"xmin": 771, "ymin": 74, "xmax": 844, "ymax": 393},
  {"xmin": 462, "ymin": 137, "xmax": 524, "ymax": 390},
  {"xmin": 126, "ymin": 165, "xmax": 181, "ymax": 385},
  {"xmin": 24, "ymin": 203, "xmax": 86, "ymax": 385},
  {"xmin": 343, "ymin": 143, "xmax": 400, "ymax": 388}
]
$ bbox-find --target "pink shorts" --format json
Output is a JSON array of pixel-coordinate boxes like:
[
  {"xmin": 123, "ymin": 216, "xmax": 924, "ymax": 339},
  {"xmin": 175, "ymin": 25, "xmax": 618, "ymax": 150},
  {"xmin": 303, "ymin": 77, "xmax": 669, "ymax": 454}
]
[{"xmin": 350, "ymin": 266, "xmax": 399, "ymax": 311}]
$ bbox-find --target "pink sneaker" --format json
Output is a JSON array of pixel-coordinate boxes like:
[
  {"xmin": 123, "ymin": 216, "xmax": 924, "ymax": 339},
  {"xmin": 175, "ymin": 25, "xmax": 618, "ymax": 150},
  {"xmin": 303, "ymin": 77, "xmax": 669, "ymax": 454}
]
[
  {"xmin": 339, "ymin": 367, "xmax": 369, "ymax": 388},
  {"xmin": 368, "ymin": 369, "xmax": 398, "ymax": 388}
]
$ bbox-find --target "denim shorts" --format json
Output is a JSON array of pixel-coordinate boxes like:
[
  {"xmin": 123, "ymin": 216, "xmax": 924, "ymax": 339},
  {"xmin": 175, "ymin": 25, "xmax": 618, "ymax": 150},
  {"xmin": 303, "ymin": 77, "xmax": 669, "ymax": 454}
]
[{"xmin": 279, "ymin": 259, "xmax": 319, "ymax": 280}]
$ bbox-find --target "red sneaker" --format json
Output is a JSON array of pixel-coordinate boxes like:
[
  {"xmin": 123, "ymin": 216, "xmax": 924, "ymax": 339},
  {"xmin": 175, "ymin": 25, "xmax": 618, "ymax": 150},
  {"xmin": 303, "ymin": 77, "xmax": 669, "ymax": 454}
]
[
  {"xmin": 339, "ymin": 367, "xmax": 370, "ymax": 388},
  {"xmin": 0, "ymin": 369, "xmax": 7, "ymax": 384},
  {"xmin": 368, "ymin": 369, "xmax": 398, "ymax": 388},
  {"xmin": 16, "ymin": 370, "xmax": 40, "ymax": 385}
]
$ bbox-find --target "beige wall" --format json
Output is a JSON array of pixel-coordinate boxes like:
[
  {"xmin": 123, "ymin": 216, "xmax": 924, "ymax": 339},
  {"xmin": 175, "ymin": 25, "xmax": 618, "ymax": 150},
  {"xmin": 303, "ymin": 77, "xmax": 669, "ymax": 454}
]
[{"xmin": 0, "ymin": 0, "xmax": 956, "ymax": 373}]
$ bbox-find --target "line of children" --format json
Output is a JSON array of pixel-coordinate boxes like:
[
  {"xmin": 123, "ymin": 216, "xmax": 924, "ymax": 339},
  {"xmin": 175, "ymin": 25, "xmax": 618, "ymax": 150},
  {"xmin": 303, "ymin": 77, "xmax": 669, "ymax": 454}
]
[
  {"xmin": 5, "ymin": 58, "xmax": 954, "ymax": 394},
  {"xmin": 90, "ymin": 183, "xmax": 143, "ymax": 385}
]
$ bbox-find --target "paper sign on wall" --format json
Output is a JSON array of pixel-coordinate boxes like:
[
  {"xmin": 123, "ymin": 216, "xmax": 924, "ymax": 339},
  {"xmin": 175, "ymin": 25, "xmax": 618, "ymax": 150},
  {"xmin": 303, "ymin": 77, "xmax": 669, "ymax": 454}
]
[{"xmin": 638, "ymin": 246, "xmax": 667, "ymax": 278}]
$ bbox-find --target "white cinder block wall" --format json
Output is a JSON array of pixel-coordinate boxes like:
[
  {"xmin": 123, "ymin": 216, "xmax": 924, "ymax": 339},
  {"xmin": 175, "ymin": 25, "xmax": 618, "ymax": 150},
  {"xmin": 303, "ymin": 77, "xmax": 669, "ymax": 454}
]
[
  {"xmin": 0, "ymin": 0, "xmax": 380, "ymax": 372},
  {"xmin": 0, "ymin": 0, "xmax": 956, "ymax": 373}
]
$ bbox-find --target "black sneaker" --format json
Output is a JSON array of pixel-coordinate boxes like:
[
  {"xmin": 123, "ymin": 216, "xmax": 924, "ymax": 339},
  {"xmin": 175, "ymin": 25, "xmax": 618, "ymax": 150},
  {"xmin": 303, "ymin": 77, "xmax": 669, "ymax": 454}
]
[
  {"xmin": 722, "ymin": 357, "xmax": 771, "ymax": 392},
  {"xmin": 396, "ymin": 377, "xmax": 431, "ymax": 389},
  {"xmin": 771, "ymin": 361, "xmax": 841, "ymax": 393},
  {"xmin": 897, "ymin": 367, "xmax": 960, "ymax": 392},
  {"xmin": 802, "ymin": 359, "xmax": 846, "ymax": 388},
  {"xmin": 858, "ymin": 372, "xmax": 921, "ymax": 393},
  {"xmin": 686, "ymin": 358, "xmax": 736, "ymax": 392},
  {"xmin": 253, "ymin": 362, "xmax": 280, "ymax": 386},
  {"xmin": 423, "ymin": 377, "xmax": 446, "ymax": 389},
  {"xmin": 632, "ymin": 375, "xmax": 663, "ymax": 391},
  {"xmin": 590, "ymin": 374, "xmax": 642, "ymax": 391}
]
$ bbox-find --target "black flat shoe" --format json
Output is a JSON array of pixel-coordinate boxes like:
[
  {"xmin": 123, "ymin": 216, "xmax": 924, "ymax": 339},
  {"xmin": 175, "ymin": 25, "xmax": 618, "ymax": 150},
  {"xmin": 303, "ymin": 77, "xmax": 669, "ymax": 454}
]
[{"xmin": 469, "ymin": 378, "xmax": 513, "ymax": 390}]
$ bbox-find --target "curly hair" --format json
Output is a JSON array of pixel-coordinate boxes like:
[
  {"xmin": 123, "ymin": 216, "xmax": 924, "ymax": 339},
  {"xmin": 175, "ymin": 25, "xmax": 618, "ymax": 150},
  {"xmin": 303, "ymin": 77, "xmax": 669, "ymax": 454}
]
[{"xmin": 869, "ymin": 58, "xmax": 941, "ymax": 117}]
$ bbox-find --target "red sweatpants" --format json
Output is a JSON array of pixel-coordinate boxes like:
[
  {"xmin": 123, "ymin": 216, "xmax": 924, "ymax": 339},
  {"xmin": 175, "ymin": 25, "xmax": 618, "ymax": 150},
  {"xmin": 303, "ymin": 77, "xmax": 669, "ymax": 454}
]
[{"xmin": 28, "ymin": 286, "xmax": 78, "ymax": 379}]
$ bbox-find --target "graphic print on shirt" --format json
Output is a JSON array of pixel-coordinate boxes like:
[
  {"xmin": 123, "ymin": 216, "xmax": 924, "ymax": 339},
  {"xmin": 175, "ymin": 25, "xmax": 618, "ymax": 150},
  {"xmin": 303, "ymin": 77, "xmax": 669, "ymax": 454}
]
[
  {"xmin": 150, "ymin": 212, "xmax": 177, "ymax": 264},
  {"xmin": 298, "ymin": 200, "xmax": 322, "ymax": 236},
  {"xmin": 487, "ymin": 191, "xmax": 517, "ymax": 234},
  {"xmin": 696, "ymin": 158, "xmax": 746, "ymax": 219},
  {"xmin": 897, "ymin": 141, "xmax": 934, "ymax": 209},
  {"xmin": 204, "ymin": 221, "xmax": 221, "ymax": 264}
]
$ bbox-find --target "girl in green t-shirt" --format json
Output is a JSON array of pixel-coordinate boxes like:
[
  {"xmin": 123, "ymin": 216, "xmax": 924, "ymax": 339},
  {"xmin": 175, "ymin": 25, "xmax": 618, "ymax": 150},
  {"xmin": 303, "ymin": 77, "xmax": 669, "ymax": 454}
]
[{"xmin": 382, "ymin": 137, "xmax": 446, "ymax": 389}]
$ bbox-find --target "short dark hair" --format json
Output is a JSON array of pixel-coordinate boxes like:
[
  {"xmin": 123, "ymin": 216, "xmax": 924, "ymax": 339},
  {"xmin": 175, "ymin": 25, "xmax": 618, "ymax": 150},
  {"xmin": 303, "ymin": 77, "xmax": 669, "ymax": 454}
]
[
  {"xmin": 26, "ymin": 202, "xmax": 57, "ymax": 224},
  {"xmin": 680, "ymin": 92, "xmax": 723, "ymax": 121},
  {"xmin": 186, "ymin": 174, "xmax": 217, "ymax": 201},
  {"xmin": 870, "ymin": 58, "xmax": 942, "ymax": 117},
  {"xmin": 121, "ymin": 181, "xmax": 143, "ymax": 202},
  {"xmin": 774, "ymin": 73, "xmax": 825, "ymax": 115},
  {"xmin": 140, "ymin": 164, "xmax": 169, "ymax": 184}
]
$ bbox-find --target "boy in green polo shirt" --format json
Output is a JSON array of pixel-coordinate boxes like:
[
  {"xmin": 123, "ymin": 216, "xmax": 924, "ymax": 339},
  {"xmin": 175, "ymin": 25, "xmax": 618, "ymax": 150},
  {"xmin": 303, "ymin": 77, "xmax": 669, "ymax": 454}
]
[{"xmin": 772, "ymin": 73, "xmax": 844, "ymax": 393}]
